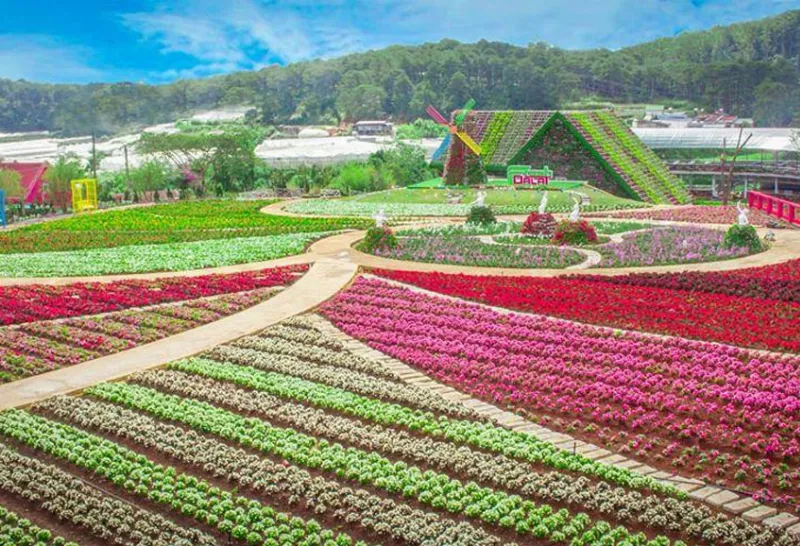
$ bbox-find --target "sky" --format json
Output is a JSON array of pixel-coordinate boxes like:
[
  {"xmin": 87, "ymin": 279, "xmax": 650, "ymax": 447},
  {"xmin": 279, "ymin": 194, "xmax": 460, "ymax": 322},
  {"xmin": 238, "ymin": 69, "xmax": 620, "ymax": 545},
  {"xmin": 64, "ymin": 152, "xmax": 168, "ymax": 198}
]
[{"xmin": 1, "ymin": 0, "xmax": 799, "ymax": 84}]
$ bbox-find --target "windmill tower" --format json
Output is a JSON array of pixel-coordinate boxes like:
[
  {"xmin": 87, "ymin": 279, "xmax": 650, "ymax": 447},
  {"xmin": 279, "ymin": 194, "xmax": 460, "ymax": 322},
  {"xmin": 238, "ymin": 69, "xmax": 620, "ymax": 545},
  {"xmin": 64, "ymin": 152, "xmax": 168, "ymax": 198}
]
[{"xmin": 426, "ymin": 99, "xmax": 486, "ymax": 186}]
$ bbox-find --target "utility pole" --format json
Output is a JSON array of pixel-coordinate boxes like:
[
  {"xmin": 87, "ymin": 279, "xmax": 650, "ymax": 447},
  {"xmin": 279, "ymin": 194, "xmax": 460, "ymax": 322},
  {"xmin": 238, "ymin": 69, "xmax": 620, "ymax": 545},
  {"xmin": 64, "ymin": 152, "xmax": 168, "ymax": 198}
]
[
  {"xmin": 91, "ymin": 131, "xmax": 98, "ymax": 180},
  {"xmin": 124, "ymin": 145, "xmax": 130, "ymax": 183}
]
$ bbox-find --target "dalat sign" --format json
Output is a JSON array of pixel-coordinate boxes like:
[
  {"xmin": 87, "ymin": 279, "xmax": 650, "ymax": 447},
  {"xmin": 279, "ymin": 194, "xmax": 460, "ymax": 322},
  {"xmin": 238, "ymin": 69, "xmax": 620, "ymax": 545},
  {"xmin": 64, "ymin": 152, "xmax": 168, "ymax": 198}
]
[{"xmin": 508, "ymin": 165, "xmax": 553, "ymax": 186}]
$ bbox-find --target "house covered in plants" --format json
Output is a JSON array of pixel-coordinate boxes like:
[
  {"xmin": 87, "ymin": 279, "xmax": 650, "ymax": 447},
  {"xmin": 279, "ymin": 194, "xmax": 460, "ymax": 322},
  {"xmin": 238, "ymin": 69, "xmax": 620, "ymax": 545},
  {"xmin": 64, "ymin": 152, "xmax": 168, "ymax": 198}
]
[{"xmin": 435, "ymin": 110, "xmax": 690, "ymax": 205}]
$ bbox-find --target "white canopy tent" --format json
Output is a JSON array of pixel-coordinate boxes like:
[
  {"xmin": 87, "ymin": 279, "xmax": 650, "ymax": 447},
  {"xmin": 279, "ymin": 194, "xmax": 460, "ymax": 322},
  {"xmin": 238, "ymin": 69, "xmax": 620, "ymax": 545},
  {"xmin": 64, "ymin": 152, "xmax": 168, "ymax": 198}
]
[{"xmin": 633, "ymin": 128, "xmax": 797, "ymax": 152}]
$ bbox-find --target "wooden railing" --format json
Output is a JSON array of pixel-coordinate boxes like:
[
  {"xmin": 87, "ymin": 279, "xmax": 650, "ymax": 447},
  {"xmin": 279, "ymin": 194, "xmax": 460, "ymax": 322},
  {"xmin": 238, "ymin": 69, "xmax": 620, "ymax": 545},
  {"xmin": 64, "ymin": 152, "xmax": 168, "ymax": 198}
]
[{"xmin": 748, "ymin": 191, "xmax": 800, "ymax": 225}]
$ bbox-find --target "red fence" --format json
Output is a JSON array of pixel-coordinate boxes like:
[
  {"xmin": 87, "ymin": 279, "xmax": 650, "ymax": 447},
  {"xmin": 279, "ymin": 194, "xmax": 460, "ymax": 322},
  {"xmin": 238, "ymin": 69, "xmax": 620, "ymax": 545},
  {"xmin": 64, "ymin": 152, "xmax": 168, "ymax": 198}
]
[{"xmin": 748, "ymin": 191, "xmax": 800, "ymax": 225}]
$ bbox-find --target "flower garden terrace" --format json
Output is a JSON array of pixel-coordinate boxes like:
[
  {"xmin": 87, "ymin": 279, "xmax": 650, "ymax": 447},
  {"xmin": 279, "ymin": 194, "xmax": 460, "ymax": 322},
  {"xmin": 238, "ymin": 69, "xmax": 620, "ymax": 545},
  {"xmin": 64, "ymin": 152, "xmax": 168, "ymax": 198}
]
[{"xmin": 2, "ymin": 193, "xmax": 800, "ymax": 546}]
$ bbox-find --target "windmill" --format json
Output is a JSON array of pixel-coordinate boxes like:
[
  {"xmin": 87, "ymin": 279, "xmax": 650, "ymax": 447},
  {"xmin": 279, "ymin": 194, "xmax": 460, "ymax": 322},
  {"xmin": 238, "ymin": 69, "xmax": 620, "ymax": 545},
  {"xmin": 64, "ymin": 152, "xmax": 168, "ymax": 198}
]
[
  {"xmin": 427, "ymin": 99, "xmax": 486, "ymax": 186},
  {"xmin": 426, "ymin": 99, "xmax": 482, "ymax": 157}
]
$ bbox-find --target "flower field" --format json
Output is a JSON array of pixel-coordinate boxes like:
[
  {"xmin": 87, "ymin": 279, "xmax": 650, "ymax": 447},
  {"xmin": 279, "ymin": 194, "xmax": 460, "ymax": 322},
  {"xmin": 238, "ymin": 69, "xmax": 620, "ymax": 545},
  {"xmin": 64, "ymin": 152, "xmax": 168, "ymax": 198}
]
[
  {"xmin": 0, "ymin": 315, "xmax": 797, "ymax": 546},
  {"xmin": 0, "ymin": 265, "xmax": 306, "ymax": 383},
  {"xmin": 321, "ymin": 276, "xmax": 800, "ymax": 514},
  {"xmin": 0, "ymin": 265, "xmax": 306, "ymax": 326},
  {"xmin": 0, "ymin": 233, "xmax": 321, "ymax": 277},
  {"xmin": 1, "ymin": 200, "xmax": 368, "ymax": 254}
]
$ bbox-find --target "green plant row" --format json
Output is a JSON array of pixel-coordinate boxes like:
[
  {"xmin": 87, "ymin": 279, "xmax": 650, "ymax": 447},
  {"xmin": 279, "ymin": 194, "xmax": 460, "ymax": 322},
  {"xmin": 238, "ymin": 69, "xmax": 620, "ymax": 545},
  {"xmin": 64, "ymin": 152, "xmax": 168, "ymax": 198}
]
[
  {"xmin": 168, "ymin": 357, "xmax": 681, "ymax": 497},
  {"xmin": 40, "ymin": 393, "xmax": 504, "ymax": 546},
  {"xmin": 593, "ymin": 112, "xmax": 690, "ymax": 204},
  {"xmin": 85, "ymin": 381, "xmax": 660, "ymax": 545},
  {"xmin": 126, "ymin": 365, "xmax": 767, "ymax": 546},
  {"xmin": 0, "ymin": 409, "xmax": 363, "ymax": 546},
  {"xmin": 479, "ymin": 112, "xmax": 513, "ymax": 164},
  {"xmin": 0, "ymin": 505, "xmax": 77, "ymax": 546},
  {"xmin": 0, "ymin": 443, "xmax": 216, "ymax": 546},
  {"xmin": 569, "ymin": 113, "xmax": 667, "ymax": 204}
]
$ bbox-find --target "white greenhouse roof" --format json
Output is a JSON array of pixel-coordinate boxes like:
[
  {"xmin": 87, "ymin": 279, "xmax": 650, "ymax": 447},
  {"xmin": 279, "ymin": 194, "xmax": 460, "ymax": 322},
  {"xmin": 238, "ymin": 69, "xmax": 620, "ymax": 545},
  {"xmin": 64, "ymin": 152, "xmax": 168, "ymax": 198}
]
[{"xmin": 633, "ymin": 128, "xmax": 797, "ymax": 152}]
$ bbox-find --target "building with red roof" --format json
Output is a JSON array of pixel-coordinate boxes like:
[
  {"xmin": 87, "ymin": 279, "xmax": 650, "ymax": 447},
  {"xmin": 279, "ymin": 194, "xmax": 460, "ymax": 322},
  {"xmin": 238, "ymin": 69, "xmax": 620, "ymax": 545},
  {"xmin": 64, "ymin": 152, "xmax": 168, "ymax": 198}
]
[{"xmin": 0, "ymin": 162, "xmax": 49, "ymax": 204}]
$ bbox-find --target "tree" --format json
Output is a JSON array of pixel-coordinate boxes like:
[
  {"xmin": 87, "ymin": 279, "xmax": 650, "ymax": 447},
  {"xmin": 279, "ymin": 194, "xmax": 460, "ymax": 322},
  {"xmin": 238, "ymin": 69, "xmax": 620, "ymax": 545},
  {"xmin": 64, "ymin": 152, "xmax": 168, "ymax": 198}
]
[
  {"xmin": 754, "ymin": 79, "xmax": 797, "ymax": 126},
  {"xmin": 446, "ymin": 71, "xmax": 469, "ymax": 111},
  {"xmin": 408, "ymin": 81, "xmax": 439, "ymax": 119},
  {"xmin": 0, "ymin": 169, "xmax": 23, "ymax": 201},
  {"xmin": 336, "ymin": 84, "xmax": 387, "ymax": 121},
  {"xmin": 390, "ymin": 72, "xmax": 414, "ymax": 119},
  {"xmin": 43, "ymin": 154, "xmax": 85, "ymax": 211},
  {"xmin": 129, "ymin": 160, "xmax": 168, "ymax": 196}
]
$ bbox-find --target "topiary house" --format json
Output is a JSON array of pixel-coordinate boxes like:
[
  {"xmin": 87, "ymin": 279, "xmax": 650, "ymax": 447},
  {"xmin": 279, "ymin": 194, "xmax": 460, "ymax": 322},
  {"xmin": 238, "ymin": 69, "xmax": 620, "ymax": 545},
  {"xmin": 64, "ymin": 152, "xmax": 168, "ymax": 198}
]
[{"xmin": 438, "ymin": 110, "xmax": 690, "ymax": 205}]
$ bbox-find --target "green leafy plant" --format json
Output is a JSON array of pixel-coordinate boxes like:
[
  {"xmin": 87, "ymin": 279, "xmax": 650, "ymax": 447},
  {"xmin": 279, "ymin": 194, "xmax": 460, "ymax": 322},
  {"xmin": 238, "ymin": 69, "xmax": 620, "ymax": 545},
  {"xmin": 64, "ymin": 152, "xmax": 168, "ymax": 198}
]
[
  {"xmin": 724, "ymin": 224, "xmax": 762, "ymax": 251},
  {"xmin": 362, "ymin": 226, "xmax": 397, "ymax": 252},
  {"xmin": 466, "ymin": 205, "xmax": 496, "ymax": 225}
]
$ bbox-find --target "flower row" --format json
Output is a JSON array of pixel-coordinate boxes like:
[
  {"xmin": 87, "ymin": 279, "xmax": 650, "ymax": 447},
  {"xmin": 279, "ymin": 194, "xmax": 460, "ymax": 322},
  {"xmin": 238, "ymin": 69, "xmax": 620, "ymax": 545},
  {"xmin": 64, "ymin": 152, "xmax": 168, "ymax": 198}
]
[
  {"xmin": 81, "ymin": 380, "xmax": 655, "ymax": 545},
  {"xmin": 40, "ymin": 392, "xmax": 505, "ymax": 546},
  {"xmin": 168, "ymin": 355, "xmax": 675, "ymax": 495},
  {"xmin": 0, "ymin": 233, "xmax": 321, "ymax": 277},
  {"xmin": 0, "ymin": 409, "xmax": 363, "ymax": 546},
  {"xmin": 0, "ymin": 505, "xmax": 75, "ymax": 546},
  {"xmin": 0, "ymin": 288, "xmax": 279, "ymax": 383},
  {"xmin": 575, "ymin": 259, "xmax": 800, "ymax": 303},
  {"xmin": 0, "ymin": 264, "xmax": 306, "ymax": 326},
  {"xmin": 591, "ymin": 205, "xmax": 778, "ymax": 226},
  {"xmin": 0, "ymin": 443, "xmax": 214, "ymax": 546},
  {"xmin": 372, "ymin": 268, "xmax": 800, "ymax": 352},
  {"xmin": 321, "ymin": 277, "xmax": 800, "ymax": 508}
]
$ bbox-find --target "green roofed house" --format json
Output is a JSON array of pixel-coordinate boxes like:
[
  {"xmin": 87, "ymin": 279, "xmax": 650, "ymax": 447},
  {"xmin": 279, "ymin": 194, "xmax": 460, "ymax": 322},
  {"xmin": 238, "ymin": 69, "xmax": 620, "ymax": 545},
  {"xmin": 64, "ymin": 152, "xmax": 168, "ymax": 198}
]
[{"xmin": 438, "ymin": 110, "xmax": 690, "ymax": 204}]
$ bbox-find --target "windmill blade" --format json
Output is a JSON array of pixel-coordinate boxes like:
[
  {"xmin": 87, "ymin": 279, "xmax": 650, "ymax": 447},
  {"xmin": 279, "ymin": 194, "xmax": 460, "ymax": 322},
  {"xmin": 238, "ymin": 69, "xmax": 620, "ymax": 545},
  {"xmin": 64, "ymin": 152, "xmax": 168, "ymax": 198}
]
[
  {"xmin": 454, "ymin": 98, "xmax": 477, "ymax": 125},
  {"xmin": 455, "ymin": 130, "xmax": 482, "ymax": 156},
  {"xmin": 426, "ymin": 105, "xmax": 450, "ymax": 126}
]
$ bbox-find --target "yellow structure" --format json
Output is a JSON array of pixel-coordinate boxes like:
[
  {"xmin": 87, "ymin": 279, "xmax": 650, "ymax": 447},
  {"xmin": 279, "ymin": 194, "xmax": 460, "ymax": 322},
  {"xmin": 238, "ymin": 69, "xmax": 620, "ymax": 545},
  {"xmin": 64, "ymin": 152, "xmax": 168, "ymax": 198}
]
[{"xmin": 70, "ymin": 179, "xmax": 98, "ymax": 213}]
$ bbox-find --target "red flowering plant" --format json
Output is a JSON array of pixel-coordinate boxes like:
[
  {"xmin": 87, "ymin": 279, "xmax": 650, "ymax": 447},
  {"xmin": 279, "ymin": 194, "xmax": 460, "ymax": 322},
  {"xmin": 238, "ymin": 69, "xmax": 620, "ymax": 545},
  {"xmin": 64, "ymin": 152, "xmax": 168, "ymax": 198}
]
[
  {"xmin": 520, "ymin": 212, "xmax": 556, "ymax": 238},
  {"xmin": 552, "ymin": 220, "xmax": 597, "ymax": 245}
]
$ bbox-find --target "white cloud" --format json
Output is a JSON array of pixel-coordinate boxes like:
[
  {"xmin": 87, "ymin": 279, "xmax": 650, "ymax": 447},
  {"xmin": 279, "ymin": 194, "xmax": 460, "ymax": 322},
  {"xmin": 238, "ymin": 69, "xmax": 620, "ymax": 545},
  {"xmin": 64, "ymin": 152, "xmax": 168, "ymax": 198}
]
[
  {"xmin": 0, "ymin": 35, "xmax": 103, "ymax": 83},
  {"xmin": 122, "ymin": 0, "xmax": 371, "ymax": 79}
]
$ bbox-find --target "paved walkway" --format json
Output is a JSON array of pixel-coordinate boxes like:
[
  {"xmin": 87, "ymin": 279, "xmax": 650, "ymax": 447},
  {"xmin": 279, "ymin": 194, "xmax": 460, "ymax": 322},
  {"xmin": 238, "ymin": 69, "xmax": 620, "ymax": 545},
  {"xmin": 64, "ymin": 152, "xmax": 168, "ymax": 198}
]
[{"xmin": 0, "ymin": 258, "xmax": 357, "ymax": 409}]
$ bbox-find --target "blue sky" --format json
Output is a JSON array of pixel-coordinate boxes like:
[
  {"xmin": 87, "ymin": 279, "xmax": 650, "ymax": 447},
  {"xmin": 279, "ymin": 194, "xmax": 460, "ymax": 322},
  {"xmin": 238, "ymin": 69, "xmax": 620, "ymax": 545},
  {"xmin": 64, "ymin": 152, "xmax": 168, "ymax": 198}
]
[{"xmin": 1, "ymin": 0, "xmax": 799, "ymax": 84}]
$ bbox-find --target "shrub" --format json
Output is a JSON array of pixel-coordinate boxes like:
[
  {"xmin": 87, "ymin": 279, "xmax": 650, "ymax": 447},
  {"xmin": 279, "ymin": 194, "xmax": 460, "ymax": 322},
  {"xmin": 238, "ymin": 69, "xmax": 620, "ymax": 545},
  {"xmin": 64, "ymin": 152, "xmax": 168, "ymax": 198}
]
[
  {"xmin": 724, "ymin": 224, "xmax": 762, "ymax": 251},
  {"xmin": 466, "ymin": 205, "xmax": 496, "ymax": 225},
  {"xmin": 553, "ymin": 220, "xmax": 598, "ymax": 245},
  {"xmin": 362, "ymin": 226, "xmax": 397, "ymax": 252},
  {"xmin": 520, "ymin": 212, "xmax": 557, "ymax": 237}
]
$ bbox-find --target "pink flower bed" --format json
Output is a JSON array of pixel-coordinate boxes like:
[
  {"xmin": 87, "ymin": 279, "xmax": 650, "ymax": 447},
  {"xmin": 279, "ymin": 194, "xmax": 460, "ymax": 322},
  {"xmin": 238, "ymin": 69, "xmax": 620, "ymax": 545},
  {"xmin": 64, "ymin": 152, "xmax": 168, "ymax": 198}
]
[{"xmin": 320, "ymin": 276, "xmax": 800, "ymax": 508}]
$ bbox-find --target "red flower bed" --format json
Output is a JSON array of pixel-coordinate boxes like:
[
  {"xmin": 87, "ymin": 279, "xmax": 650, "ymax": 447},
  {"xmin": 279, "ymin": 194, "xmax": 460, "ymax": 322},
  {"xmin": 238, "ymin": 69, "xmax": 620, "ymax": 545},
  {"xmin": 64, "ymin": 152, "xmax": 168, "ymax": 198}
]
[
  {"xmin": 574, "ymin": 258, "xmax": 800, "ymax": 303},
  {"xmin": 372, "ymin": 268, "xmax": 800, "ymax": 352},
  {"xmin": 0, "ymin": 264, "xmax": 307, "ymax": 326}
]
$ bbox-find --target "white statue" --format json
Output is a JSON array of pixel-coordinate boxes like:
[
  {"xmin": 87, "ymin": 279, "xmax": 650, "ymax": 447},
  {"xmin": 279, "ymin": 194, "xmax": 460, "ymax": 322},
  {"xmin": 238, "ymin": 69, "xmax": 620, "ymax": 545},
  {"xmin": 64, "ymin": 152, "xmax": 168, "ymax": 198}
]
[
  {"xmin": 736, "ymin": 201, "xmax": 750, "ymax": 227},
  {"xmin": 373, "ymin": 208, "xmax": 387, "ymax": 228},
  {"xmin": 474, "ymin": 190, "xmax": 487, "ymax": 208},
  {"xmin": 569, "ymin": 198, "xmax": 580, "ymax": 222},
  {"xmin": 538, "ymin": 192, "xmax": 548, "ymax": 215}
]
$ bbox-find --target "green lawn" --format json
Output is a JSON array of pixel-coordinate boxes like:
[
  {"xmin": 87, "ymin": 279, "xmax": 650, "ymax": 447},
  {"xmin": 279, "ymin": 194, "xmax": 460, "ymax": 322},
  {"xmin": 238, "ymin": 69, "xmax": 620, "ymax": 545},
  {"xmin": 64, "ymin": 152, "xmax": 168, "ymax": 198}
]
[{"xmin": 1, "ymin": 200, "xmax": 369, "ymax": 254}]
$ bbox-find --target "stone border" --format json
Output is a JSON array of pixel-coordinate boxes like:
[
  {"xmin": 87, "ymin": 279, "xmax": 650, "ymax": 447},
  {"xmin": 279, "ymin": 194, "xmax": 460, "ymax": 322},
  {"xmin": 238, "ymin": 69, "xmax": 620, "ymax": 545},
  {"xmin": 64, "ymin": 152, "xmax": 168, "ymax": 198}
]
[{"xmin": 306, "ymin": 315, "xmax": 800, "ymax": 533}]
